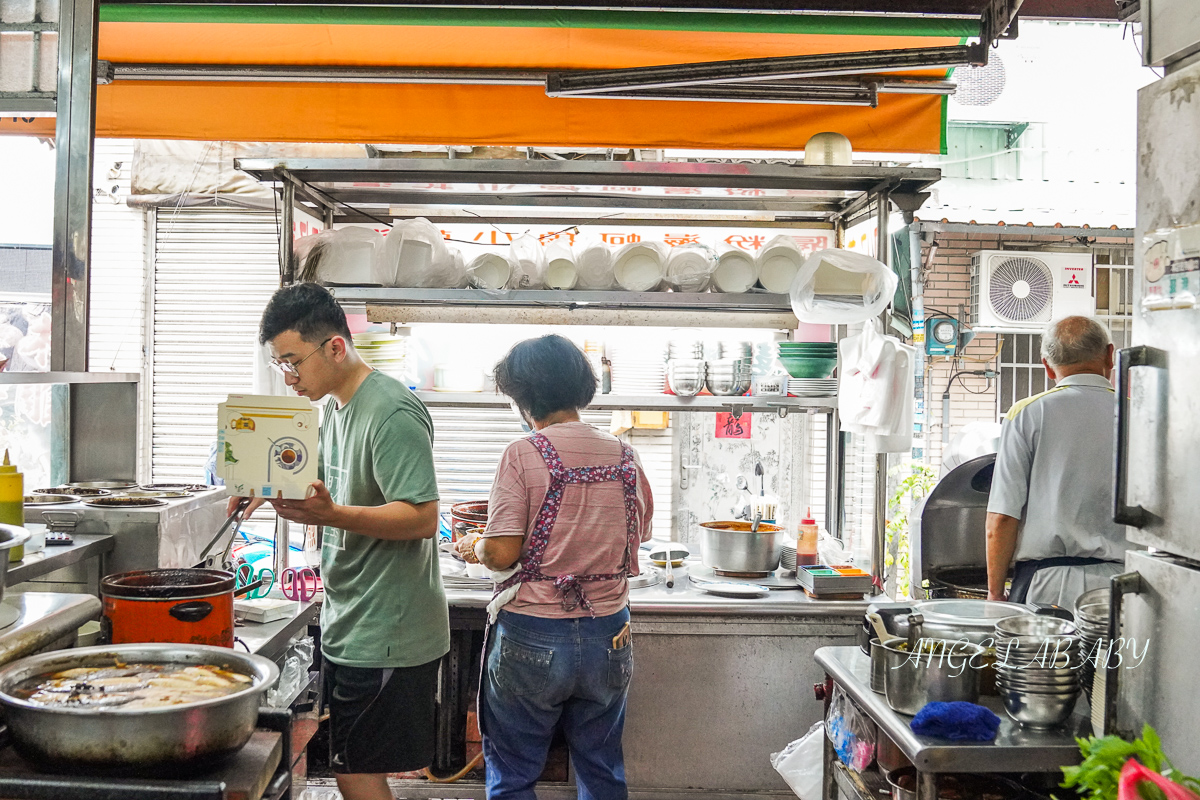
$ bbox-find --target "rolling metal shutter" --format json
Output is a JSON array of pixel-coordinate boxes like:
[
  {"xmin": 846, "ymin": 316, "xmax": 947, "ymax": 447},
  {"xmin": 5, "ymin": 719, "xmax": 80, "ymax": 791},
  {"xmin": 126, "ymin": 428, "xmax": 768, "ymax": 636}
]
[
  {"xmin": 149, "ymin": 209, "xmax": 280, "ymax": 482},
  {"xmin": 431, "ymin": 407, "xmax": 673, "ymax": 537}
]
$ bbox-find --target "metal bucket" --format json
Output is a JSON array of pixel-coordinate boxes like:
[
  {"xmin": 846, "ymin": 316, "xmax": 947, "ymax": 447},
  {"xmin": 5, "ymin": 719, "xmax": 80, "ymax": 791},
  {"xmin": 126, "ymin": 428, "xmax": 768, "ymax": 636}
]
[
  {"xmin": 698, "ymin": 520, "xmax": 784, "ymax": 573},
  {"xmin": 881, "ymin": 638, "xmax": 984, "ymax": 715}
]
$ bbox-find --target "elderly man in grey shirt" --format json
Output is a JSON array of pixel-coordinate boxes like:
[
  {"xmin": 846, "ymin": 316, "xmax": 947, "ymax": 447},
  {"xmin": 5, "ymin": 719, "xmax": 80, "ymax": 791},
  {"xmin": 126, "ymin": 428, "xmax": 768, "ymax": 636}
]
[{"xmin": 986, "ymin": 316, "xmax": 1128, "ymax": 607}]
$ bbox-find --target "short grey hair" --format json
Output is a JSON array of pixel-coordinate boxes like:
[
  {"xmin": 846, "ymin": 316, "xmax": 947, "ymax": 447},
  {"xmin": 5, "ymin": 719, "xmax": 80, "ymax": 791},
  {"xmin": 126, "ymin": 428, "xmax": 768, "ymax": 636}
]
[{"xmin": 1041, "ymin": 316, "xmax": 1111, "ymax": 367}]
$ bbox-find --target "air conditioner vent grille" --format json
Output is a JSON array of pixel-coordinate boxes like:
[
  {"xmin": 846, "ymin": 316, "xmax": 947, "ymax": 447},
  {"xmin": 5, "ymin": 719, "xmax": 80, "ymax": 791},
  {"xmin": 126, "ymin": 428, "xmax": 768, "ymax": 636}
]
[{"xmin": 988, "ymin": 256, "xmax": 1053, "ymax": 322}]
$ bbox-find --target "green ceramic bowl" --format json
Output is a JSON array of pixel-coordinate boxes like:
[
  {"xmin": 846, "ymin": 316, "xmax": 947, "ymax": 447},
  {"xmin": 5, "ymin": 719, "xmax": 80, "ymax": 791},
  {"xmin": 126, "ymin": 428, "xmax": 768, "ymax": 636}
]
[{"xmin": 778, "ymin": 355, "xmax": 837, "ymax": 379}]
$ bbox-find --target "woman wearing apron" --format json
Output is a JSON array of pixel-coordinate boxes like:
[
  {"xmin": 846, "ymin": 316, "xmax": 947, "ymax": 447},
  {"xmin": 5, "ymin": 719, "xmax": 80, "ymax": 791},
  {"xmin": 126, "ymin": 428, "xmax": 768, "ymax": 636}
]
[{"xmin": 457, "ymin": 334, "xmax": 655, "ymax": 800}]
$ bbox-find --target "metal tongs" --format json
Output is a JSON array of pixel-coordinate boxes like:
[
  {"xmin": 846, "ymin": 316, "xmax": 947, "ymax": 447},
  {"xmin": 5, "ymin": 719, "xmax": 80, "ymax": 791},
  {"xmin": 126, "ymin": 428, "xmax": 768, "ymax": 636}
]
[{"xmin": 194, "ymin": 496, "xmax": 252, "ymax": 570}]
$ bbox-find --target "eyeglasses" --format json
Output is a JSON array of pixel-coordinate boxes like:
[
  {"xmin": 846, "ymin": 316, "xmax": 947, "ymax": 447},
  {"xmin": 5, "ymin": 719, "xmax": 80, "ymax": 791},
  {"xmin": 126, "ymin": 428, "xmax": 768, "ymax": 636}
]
[{"xmin": 271, "ymin": 337, "xmax": 333, "ymax": 377}]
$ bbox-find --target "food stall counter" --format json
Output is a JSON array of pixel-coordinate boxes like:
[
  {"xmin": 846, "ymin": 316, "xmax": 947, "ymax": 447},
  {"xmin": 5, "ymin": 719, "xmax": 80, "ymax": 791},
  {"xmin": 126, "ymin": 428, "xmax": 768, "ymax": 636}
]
[{"xmin": 815, "ymin": 646, "xmax": 1088, "ymax": 800}]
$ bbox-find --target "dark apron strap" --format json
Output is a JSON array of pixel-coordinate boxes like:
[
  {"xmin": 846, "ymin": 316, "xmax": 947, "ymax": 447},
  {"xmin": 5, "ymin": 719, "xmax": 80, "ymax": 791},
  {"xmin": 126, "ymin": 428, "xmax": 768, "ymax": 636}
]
[{"xmin": 1007, "ymin": 557, "xmax": 1119, "ymax": 604}]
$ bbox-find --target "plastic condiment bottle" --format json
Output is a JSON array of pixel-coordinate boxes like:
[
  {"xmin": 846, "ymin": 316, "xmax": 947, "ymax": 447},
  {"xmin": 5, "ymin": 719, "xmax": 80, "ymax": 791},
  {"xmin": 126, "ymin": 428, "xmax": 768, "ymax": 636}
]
[
  {"xmin": 0, "ymin": 451, "xmax": 24, "ymax": 563},
  {"xmin": 797, "ymin": 508, "xmax": 819, "ymax": 567}
]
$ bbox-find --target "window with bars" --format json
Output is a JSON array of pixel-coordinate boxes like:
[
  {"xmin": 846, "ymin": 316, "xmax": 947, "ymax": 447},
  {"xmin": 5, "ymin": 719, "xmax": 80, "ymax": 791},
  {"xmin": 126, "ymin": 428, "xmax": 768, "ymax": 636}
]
[{"xmin": 996, "ymin": 248, "xmax": 1133, "ymax": 416}]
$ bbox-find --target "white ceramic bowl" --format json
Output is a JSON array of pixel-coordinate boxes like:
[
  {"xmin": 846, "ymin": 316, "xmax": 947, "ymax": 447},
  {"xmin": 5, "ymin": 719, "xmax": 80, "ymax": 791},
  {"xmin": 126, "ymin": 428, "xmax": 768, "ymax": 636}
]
[
  {"xmin": 757, "ymin": 244, "xmax": 804, "ymax": 293},
  {"xmin": 713, "ymin": 250, "xmax": 759, "ymax": 293},
  {"xmin": 614, "ymin": 243, "xmax": 666, "ymax": 292}
]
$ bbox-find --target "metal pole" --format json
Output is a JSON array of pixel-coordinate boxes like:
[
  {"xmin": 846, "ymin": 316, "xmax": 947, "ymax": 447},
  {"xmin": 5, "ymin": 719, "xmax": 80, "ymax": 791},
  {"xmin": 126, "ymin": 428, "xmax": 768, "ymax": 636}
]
[
  {"xmin": 280, "ymin": 179, "xmax": 296, "ymax": 285},
  {"xmin": 872, "ymin": 190, "xmax": 891, "ymax": 591},
  {"xmin": 50, "ymin": 0, "xmax": 99, "ymax": 372},
  {"xmin": 908, "ymin": 219, "xmax": 926, "ymax": 464}
]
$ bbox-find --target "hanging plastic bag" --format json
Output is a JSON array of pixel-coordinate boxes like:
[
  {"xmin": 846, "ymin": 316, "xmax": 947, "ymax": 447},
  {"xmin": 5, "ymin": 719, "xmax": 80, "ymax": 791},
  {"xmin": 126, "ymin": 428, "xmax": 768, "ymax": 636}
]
[
  {"xmin": 790, "ymin": 248, "xmax": 899, "ymax": 325},
  {"xmin": 825, "ymin": 684, "xmax": 877, "ymax": 773},
  {"xmin": 771, "ymin": 722, "xmax": 825, "ymax": 800},
  {"xmin": 664, "ymin": 242, "xmax": 718, "ymax": 292},
  {"xmin": 376, "ymin": 217, "xmax": 454, "ymax": 288},
  {"xmin": 507, "ymin": 233, "xmax": 547, "ymax": 289},
  {"xmin": 839, "ymin": 320, "xmax": 898, "ymax": 431},
  {"xmin": 294, "ymin": 231, "xmax": 335, "ymax": 284},
  {"xmin": 320, "ymin": 227, "xmax": 382, "ymax": 285},
  {"xmin": 575, "ymin": 238, "xmax": 616, "ymax": 290}
]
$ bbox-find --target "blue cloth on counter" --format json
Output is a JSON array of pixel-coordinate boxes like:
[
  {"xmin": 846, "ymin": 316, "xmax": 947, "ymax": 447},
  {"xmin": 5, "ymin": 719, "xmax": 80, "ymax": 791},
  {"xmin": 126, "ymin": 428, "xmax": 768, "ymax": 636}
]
[{"xmin": 910, "ymin": 702, "xmax": 1001, "ymax": 741}]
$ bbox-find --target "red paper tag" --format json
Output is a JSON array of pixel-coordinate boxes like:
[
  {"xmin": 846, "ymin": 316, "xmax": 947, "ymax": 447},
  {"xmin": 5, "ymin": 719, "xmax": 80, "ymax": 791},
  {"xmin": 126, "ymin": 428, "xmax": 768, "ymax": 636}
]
[{"xmin": 715, "ymin": 412, "xmax": 752, "ymax": 439}]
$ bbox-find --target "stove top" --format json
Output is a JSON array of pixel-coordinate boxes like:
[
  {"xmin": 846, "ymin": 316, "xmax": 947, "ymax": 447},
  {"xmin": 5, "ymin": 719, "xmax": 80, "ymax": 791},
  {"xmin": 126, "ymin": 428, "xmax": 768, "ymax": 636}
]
[{"xmin": 0, "ymin": 708, "xmax": 292, "ymax": 800}]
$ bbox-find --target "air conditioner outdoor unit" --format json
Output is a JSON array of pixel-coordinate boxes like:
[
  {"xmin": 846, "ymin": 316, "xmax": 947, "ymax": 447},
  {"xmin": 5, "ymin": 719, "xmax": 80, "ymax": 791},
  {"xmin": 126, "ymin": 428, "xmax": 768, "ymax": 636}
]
[{"xmin": 970, "ymin": 250, "xmax": 1094, "ymax": 332}]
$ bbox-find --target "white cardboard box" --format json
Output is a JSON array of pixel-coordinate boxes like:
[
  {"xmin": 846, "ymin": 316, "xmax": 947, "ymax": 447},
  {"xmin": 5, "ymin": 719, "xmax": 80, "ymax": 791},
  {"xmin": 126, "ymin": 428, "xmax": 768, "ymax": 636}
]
[{"xmin": 217, "ymin": 394, "xmax": 319, "ymax": 499}]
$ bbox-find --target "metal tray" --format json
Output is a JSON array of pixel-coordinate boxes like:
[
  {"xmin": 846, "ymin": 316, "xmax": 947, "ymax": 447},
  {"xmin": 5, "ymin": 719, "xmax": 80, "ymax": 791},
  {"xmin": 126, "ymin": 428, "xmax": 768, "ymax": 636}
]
[
  {"xmin": 69, "ymin": 481, "xmax": 139, "ymax": 490},
  {"xmin": 796, "ymin": 564, "xmax": 874, "ymax": 595},
  {"xmin": 23, "ymin": 494, "xmax": 76, "ymax": 505},
  {"xmin": 140, "ymin": 483, "xmax": 218, "ymax": 493},
  {"xmin": 83, "ymin": 496, "xmax": 168, "ymax": 508},
  {"xmin": 33, "ymin": 486, "xmax": 112, "ymax": 497}
]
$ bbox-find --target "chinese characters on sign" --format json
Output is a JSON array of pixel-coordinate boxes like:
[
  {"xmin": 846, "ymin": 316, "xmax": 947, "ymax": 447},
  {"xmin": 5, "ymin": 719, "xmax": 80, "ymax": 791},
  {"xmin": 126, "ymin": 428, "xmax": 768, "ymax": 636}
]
[{"xmin": 715, "ymin": 412, "xmax": 752, "ymax": 439}]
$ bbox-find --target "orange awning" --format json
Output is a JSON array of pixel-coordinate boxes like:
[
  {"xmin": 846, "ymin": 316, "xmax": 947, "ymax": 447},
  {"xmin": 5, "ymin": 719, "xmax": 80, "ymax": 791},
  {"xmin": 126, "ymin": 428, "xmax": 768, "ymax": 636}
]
[{"xmin": 1, "ymin": 6, "xmax": 965, "ymax": 151}]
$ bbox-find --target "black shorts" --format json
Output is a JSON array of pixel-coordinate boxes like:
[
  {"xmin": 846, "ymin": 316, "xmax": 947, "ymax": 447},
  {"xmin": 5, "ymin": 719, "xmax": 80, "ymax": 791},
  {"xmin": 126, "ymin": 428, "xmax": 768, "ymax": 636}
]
[{"xmin": 323, "ymin": 655, "xmax": 440, "ymax": 774}]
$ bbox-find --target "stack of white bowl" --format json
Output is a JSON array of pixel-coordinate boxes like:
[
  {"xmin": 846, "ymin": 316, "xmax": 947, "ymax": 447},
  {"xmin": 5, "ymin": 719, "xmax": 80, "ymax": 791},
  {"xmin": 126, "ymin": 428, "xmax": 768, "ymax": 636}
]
[
  {"xmin": 994, "ymin": 616, "xmax": 1082, "ymax": 729},
  {"xmin": 611, "ymin": 343, "xmax": 668, "ymax": 395},
  {"xmin": 668, "ymin": 337, "xmax": 704, "ymax": 361},
  {"xmin": 718, "ymin": 341, "xmax": 754, "ymax": 361},
  {"xmin": 353, "ymin": 332, "xmax": 413, "ymax": 384},
  {"xmin": 705, "ymin": 358, "xmax": 752, "ymax": 396}
]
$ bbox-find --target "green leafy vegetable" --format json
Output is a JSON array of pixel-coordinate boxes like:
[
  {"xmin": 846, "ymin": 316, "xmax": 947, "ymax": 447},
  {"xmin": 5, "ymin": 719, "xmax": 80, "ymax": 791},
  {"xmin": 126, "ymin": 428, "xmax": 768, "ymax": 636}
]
[{"xmin": 1059, "ymin": 725, "xmax": 1200, "ymax": 800}]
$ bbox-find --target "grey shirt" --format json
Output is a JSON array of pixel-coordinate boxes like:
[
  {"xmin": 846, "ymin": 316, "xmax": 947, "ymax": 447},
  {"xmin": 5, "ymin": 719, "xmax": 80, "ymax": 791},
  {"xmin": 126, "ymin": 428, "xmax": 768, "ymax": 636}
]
[{"xmin": 987, "ymin": 372, "xmax": 1127, "ymax": 564}]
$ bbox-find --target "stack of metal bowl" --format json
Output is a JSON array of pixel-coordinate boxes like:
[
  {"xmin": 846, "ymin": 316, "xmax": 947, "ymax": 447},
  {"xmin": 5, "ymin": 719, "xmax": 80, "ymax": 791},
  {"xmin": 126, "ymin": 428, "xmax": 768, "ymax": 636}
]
[
  {"xmin": 705, "ymin": 358, "xmax": 752, "ymax": 396},
  {"xmin": 666, "ymin": 359, "xmax": 707, "ymax": 397},
  {"xmin": 1074, "ymin": 587, "xmax": 1111, "ymax": 710},
  {"xmin": 993, "ymin": 615, "xmax": 1082, "ymax": 729}
]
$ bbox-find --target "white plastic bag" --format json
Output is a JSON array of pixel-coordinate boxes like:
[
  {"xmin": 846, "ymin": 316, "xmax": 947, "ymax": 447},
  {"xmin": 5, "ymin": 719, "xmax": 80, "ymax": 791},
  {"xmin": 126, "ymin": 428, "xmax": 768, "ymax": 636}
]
[
  {"xmin": 664, "ymin": 242, "xmax": 718, "ymax": 292},
  {"xmin": 771, "ymin": 722, "xmax": 824, "ymax": 800},
  {"xmin": 377, "ymin": 217, "xmax": 455, "ymax": 288},
  {"xmin": 321, "ymin": 227, "xmax": 382, "ymax": 285},
  {"xmin": 838, "ymin": 321, "xmax": 915, "ymax": 454},
  {"xmin": 790, "ymin": 248, "xmax": 898, "ymax": 325},
  {"xmin": 294, "ymin": 230, "xmax": 335, "ymax": 284},
  {"xmin": 467, "ymin": 252, "xmax": 512, "ymax": 290},
  {"xmin": 575, "ymin": 238, "xmax": 615, "ymax": 289},
  {"xmin": 507, "ymin": 233, "xmax": 547, "ymax": 289}
]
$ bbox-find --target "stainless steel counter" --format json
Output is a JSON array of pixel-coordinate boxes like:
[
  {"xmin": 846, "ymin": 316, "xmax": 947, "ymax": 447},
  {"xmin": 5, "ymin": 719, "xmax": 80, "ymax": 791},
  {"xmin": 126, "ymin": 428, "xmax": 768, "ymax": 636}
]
[
  {"xmin": 236, "ymin": 599, "xmax": 320, "ymax": 661},
  {"xmin": 444, "ymin": 559, "xmax": 880, "ymax": 618},
  {"xmin": 7, "ymin": 534, "xmax": 114, "ymax": 588},
  {"xmin": 815, "ymin": 646, "xmax": 1088, "ymax": 776},
  {"xmin": 444, "ymin": 559, "xmax": 869, "ymax": 793},
  {"xmin": 0, "ymin": 593, "xmax": 102, "ymax": 667}
]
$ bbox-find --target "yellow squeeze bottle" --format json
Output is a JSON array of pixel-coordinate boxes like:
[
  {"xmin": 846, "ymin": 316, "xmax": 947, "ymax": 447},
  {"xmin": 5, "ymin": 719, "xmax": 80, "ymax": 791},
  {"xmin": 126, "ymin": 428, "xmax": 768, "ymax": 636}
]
[{"xmin": 0, "ymin": 451, "xmax": 23, "ymax": 562}]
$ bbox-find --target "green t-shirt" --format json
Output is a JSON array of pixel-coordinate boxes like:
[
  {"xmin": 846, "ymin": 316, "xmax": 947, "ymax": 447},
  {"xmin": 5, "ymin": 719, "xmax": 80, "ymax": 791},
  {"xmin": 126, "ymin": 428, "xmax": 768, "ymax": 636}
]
[{"xmin": 318, "ymin": 370, "xmax": 449, "ymax": 668}]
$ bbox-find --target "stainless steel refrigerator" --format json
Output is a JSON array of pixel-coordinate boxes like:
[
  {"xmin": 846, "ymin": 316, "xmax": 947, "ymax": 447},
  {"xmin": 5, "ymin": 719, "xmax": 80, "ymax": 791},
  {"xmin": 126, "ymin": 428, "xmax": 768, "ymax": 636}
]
[{"xmin": 1114, "ymin": 6, "xmax": 1200, "ymax": 775}]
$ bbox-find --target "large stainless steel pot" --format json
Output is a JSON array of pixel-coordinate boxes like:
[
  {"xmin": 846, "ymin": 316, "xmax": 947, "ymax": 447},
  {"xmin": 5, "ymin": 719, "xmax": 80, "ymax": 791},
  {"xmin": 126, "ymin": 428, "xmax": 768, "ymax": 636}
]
[
  {"xmin": 859, "ymin": 599, "xmax": 1039, "ymax": 652},
  {"xmin": 0, "ymin": 524, "xmax": 31, "ymax": 605},
  {"xmin": 0, "ymin": 643, "xmax": 279, "ymax": 773},
  {"xmin": 698, "ymin": 520, "xmax": 784, "ymax": 573},
  {"xmin": 881, "ymin": 638, "xmax": 985, "ymax": 715}
]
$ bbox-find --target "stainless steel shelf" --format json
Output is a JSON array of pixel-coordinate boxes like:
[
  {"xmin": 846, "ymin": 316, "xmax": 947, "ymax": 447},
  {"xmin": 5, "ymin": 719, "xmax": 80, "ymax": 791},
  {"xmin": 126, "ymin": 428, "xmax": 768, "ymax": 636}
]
[
  {"xmin": 815, "ymin": 646, "xmax": 1090, "ymax": 774},
  {"xmin": 415, "ymin": 391, "xmax": 835, "ymax": 414},
  {"xmin": 0, "ymin": 372, "xmax": 139, "ymax": 385},
  {"xmin": 331, "ymin": 288, "xmax": 800, "ymax": 329}
]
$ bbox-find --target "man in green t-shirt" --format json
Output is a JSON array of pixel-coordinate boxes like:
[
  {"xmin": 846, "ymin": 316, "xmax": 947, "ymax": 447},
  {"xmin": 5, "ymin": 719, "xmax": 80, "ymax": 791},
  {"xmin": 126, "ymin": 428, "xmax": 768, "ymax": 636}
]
[{"xmin": 233, "ymin": 283, "xmax": 449, "ymax": 800}]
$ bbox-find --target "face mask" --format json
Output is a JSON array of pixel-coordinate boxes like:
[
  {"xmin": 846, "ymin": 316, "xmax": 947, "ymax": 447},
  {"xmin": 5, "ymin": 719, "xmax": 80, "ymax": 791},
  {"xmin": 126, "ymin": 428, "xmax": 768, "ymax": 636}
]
[{"xmin": 510, "ymin": 401, "xmax": 532, "ymax": 433}]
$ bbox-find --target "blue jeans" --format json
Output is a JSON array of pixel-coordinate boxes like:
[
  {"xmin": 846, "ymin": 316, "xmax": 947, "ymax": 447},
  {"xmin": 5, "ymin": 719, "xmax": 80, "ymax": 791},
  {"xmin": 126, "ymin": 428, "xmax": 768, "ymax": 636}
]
[{"xmin": 481, "ymin": 607, "xmax": 633, "ymax": 800}]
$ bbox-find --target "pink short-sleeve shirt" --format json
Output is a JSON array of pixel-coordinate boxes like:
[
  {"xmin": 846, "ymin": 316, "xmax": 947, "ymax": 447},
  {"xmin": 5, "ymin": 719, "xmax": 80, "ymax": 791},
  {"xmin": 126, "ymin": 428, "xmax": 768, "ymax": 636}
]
[{"xmin": 482, "ymin": 422, "xmax": 655, "ymax": 618}]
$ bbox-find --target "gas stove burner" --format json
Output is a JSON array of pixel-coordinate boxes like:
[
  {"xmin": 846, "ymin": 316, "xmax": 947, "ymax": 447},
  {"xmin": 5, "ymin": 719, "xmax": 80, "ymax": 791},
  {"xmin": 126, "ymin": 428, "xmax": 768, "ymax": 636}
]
[{"xmin": 714, "ymin": 569, "xmax": 770, "ymax": 579}]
